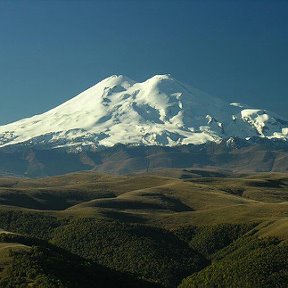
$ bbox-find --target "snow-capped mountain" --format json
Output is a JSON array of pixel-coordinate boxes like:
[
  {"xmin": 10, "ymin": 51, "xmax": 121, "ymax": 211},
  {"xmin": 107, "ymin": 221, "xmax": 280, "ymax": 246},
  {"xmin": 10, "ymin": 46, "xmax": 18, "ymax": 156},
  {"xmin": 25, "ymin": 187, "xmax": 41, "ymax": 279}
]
[{"xmin": 0, "ymin": 74, "xmax": 287, "ymax": 151}]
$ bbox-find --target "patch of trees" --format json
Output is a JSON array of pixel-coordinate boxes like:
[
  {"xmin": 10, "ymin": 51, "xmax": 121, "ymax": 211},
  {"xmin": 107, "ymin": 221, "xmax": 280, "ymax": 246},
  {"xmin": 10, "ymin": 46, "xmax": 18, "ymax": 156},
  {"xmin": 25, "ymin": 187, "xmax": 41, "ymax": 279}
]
[
  {"xmin": 0, "ymin": 210, "xmax": 287, "ymax": 288},
  {"xmin": 0, "ymin": 210, "xmax": 63, "ymax": 239},
  {"xmin": 173, "ymin": 223, "xmax": 256, "ymax": 258},
  {"xmin": 51, "ymin": 219, "xmax": 208, "ymax": 287},
  {"xmin": 179, "ymin": 236, "xmax": 288, "ymax": 288},
  {"xmin": 0, "ymin": 234, "xmax": 158, "ymax": 288}
]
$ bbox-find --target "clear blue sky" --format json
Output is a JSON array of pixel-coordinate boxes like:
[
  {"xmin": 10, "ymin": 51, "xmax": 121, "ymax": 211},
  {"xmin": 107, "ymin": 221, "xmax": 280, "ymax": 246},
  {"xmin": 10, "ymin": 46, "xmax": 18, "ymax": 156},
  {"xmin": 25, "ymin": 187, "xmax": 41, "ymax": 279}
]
[{"xmin": 0, "ymin": 0, "xmax": 287, "ymax": 124}]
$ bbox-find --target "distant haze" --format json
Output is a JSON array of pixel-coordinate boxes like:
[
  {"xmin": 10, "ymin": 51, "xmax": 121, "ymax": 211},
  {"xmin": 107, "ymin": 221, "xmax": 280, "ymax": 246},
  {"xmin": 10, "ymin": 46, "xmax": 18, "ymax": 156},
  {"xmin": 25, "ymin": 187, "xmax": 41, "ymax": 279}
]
[{"xmin": 0, "ymin": 0, "xmax": 287, "ymax": 124}]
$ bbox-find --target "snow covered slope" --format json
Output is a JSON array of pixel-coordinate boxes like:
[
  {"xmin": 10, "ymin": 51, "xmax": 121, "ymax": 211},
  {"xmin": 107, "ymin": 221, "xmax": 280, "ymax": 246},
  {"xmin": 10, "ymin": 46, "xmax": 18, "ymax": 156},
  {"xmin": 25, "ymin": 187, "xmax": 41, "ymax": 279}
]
[{"xmin": 0, "ymin": 74, "xmax": 287, "ymax": 150}]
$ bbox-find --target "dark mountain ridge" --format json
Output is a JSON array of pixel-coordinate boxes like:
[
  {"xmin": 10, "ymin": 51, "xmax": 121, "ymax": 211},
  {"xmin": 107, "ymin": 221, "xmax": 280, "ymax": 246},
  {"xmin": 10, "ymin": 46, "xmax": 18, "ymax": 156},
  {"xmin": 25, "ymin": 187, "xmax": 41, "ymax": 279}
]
[{"xmin": 1, "ymin": 138, "xmax": 287, "ymax": 177}]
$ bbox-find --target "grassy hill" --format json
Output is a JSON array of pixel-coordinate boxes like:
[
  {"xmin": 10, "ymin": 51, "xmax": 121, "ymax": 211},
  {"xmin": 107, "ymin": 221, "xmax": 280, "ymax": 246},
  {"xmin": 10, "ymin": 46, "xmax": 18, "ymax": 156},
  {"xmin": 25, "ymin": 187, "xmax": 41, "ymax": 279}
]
[{"xmin": 0, "ymin": 170, "xmax": 287, "ymax": 287}]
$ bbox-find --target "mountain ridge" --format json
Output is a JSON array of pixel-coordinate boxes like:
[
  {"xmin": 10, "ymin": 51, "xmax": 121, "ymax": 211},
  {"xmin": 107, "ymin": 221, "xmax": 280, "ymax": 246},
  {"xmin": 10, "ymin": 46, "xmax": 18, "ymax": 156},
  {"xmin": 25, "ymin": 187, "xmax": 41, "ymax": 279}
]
[
  {"xmin": 1, "ymin": 140, "xmax": 288, "ymax": 177},
  {"xmin": 0, "ymin": 74, "xmax": 287, "ymax": 151}
]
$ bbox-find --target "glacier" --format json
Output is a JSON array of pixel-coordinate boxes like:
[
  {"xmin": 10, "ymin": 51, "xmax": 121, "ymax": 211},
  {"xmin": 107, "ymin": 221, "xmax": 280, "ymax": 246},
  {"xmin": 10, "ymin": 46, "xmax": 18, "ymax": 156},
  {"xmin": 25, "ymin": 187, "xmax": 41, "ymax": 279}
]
[{"xmin": 0, "ymin": 74, "xmax": 287, "ymax": 151}]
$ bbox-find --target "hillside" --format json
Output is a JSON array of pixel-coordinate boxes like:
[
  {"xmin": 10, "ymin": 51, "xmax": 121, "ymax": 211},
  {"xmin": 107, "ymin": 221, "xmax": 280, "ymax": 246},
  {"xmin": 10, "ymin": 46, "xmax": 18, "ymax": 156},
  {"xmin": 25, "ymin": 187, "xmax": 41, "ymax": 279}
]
[
  {"xmin": 0, "ymin": 171, "xmax": 287, "ymax": 287},
  {"xmin": 1, "ymin": 142, "xmax": 288, "ymax": 177},
  {"xmin": 0, "ymin": 232, "xmax": 158, "ymax": 288}
]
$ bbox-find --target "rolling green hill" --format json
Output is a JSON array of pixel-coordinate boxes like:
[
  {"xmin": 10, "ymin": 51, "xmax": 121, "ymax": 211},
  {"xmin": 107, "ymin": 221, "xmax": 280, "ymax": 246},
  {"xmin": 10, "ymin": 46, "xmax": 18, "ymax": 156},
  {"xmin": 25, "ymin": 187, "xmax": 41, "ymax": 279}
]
[{"xmin": 0, "ymin": 170, "xmax": 287, "ymax": 287}]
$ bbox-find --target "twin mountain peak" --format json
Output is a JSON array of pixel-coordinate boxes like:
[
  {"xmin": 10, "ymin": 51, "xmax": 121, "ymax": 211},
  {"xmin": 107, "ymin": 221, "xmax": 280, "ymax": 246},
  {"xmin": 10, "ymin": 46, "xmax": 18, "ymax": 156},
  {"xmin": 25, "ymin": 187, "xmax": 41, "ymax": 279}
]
[{"xmin": 0, "ymin": 74, "xmax": 287, "ymax": 151}]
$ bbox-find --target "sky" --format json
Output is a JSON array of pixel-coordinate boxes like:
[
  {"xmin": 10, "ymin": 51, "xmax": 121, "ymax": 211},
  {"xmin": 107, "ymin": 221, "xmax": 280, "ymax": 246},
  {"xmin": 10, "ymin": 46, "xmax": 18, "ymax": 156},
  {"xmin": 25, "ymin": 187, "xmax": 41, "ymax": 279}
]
[{"xmin": 0, "ymin": 0, "xmax": 287, "ymax": 125}]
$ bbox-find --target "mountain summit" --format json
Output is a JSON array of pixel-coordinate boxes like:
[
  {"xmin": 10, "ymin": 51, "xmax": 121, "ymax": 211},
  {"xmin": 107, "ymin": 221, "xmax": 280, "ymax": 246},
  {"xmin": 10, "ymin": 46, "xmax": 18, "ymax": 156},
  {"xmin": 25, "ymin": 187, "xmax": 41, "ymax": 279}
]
[{"xmin": 0, "ymin": 74, "xmax": 287, "ymax": 150}]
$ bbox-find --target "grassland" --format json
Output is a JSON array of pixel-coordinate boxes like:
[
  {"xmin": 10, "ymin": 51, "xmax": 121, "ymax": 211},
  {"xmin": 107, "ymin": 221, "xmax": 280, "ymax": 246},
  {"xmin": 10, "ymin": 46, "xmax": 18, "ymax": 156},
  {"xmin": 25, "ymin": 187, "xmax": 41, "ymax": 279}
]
[{"xmin": 0, "ymin": 170, "xmax": 287, "ymax": 287}]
